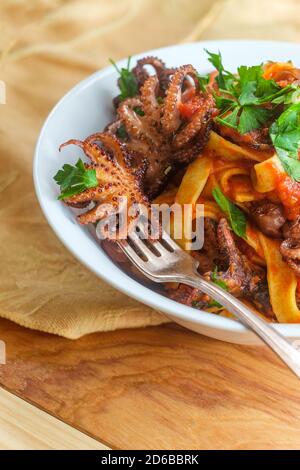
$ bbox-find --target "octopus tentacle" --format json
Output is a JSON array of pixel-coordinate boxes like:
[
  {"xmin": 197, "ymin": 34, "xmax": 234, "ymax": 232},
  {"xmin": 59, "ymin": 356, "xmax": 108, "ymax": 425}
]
[
  {"xmin": 140, "ymin": 75, "xmax": 161, "ymax": 125},
  {"xmin": 172, "ymin": 94, "xmax": 215, "ymax": 149},
  {"xmin": 280, "ymin": 238, "xmax": 300, "ymax": 276},
  {"xmin": 104, "ymin": 119, "xmax": 123, "ymax": 135},
  {"xmin": 132, "ymin": 56, "xmax": 166, "ymax": 88},
  {"xmin": 118, "ymin": 97, "xmax": 163, "ymax": 146},
  {"xmin": 117, "ymin": 97, "xmax": 145, "ymax": 140},
  {"xmin": 174, "ymin": 120, "xmax": 213, "ymax": 164},
  {"xmin": 84, "ymin": 132, "xmax": 129, "ymax": 171},
  {"xmin": 161, "ymin": 64, "xmax": 200, "ymax": 135},
  {"xmin": 174, "ymin": 140, "xmax": 205, "ymax": 165},
  {"xmin": 77, "ymin": 202, "xmax": 114, "ymax": 225},
  {"xmin": 157, "ymin": 67, "xmax": 176, "ymax": 95},
  {"xmin": 59, "ymin": 139, "xmax": 106, "ymax": 165}
]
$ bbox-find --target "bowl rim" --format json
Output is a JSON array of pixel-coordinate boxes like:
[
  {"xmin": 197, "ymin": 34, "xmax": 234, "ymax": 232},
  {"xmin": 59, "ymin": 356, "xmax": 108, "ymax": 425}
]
[{"xmin": 33, "ymin": 39, "xmax": 300, "ymax": 339}]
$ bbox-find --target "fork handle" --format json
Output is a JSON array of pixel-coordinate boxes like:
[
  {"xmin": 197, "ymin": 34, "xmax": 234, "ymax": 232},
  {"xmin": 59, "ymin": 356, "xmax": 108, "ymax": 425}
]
[{"xmin": 176, "ymin": 272, "xmax": 300, "ymax": 378}]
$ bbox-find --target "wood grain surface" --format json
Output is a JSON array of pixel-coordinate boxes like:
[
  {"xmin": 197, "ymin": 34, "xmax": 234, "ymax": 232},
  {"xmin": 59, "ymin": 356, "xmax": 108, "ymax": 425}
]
[
  {"xmin": 0, "ymin": 387, "xmax": 109, "ymax": 450},
  {"xmin": 1, "ymin": 318, "xmax": 300, "ymax": 450}
]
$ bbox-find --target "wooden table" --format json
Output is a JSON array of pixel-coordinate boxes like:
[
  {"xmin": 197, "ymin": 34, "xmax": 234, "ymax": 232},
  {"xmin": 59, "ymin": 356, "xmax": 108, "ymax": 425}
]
[{"xmin": 1, "ymin": 318, "xmax": 300, "ymax": 450}]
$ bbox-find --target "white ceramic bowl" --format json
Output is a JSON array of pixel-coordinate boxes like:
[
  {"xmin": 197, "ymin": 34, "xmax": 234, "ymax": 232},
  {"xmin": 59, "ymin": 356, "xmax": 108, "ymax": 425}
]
[{"xmin": 33, "ymin": 40, "xmax": 300, "ymax": 345}]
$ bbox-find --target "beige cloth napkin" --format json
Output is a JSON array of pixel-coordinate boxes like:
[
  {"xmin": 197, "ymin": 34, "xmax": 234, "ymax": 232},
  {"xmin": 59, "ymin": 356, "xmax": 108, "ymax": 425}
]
[{"xmin": 0, "ymin": 0, "xmax": 299, "ymax": 338}]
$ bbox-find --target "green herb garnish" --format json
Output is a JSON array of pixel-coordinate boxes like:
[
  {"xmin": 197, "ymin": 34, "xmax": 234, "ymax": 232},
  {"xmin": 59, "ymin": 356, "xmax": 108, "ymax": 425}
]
[
  {"xmin": 211, "ymin": 266, "xmax": 228, "ymax": 290},
  {"xmin": 204, "ymin": 50, "xmax": 293, "ymax": 134},
  {"xmin": 203, "ymin": 48, "xmax": 300, "ymax": 181},
  {"xmin": 269, "ymin": 102, "xmax": 300, "ymax": 181},
  {"xmin": 133, "ymin": 106, "xmax": 145, "ymax": 116},
  {"xmin": 212, "ymin": 187, "xmax": 247, "ymax": 238},
  {"xmin": 109, "ymin": 56, "xmax": 138, "ymax": 101},
  {"xmin": 205, "ymin": 49, "xmax": 235, "ymax": 92},
  {"xmin": 54, "ymin": 159, "xmax": 98, "ymax": 200},
  {"xmin": 116, "ymin": 124, "xmax": 128, "ymax": 139},
  {"xmin": 207, "ymin": 267, "xmax": 229, "ymax": 308},
  {"xmin": 197, "ymin": 73, "xmax": 210, "ymax": 93}
]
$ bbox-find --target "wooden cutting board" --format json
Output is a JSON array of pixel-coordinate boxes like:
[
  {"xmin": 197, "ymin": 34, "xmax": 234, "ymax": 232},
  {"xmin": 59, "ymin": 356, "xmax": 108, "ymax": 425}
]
[{"xmin": 1, "ymin": 318, "xmax": 300, "ymax": 450}]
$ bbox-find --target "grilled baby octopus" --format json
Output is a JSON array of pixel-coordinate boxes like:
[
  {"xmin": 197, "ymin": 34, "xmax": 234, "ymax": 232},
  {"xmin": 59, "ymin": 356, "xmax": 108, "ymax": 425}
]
[
  {"xmin": 110, "ymin": 64, "xmax": 215, "ymax": 198},
  {"xmin": 59, "ymin": 132, "xmax": 148, "ymax": 237}
]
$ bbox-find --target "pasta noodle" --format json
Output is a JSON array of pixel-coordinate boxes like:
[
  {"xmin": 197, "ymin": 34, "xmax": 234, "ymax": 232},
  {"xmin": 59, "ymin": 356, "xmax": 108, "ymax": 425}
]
[
  {"xmin": 174, "ymin": 156, "xmax": 211, "ymax": 250},
  {"xmin": 205, "ymin": 131, "xmax": 268, "ymax": 163},
  {"xmin": 251, "ymin": 155, "xmax": 282, "ymax": 193},
  {"xmin": 259, "ymin": 234, "xmax": 300, "ymax": 322}
]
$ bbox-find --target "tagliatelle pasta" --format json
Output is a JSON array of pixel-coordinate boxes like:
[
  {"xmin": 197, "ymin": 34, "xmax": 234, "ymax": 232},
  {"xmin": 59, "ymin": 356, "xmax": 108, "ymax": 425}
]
[
  {"xmin": 205, "ymin": 131, "xmax": 269, "ymax": 163},
  {"xmin": 175, "ymin": 156, "xmax": 212, "ymax": 205},
  {"xmin": 258, "ymin": 234, "xmax": 300, "ymax": 322},
  {"xmin": 251, "ymin": 155, "xmax": 282, "ymax": 193},
  {"xmin": 171, "ymin": 156, "xmax": 211, "ymax": 250}
]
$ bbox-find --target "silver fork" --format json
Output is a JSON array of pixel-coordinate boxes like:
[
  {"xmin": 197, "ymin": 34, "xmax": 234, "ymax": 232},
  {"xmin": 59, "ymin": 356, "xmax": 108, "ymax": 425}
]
[{"xmin": 117, "ymin": 220, "xmax": 300, "ymax": 378}]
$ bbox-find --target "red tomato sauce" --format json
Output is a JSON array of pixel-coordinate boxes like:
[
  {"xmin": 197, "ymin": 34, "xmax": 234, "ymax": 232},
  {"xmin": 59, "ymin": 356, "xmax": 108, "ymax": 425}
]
[
  {"xmin": 178, "ymin": 95, "xmax": 203, "ymax": 119},
  {"xmin": 276, "ymin": 172, "xmax": 300, "ymax": 220}
]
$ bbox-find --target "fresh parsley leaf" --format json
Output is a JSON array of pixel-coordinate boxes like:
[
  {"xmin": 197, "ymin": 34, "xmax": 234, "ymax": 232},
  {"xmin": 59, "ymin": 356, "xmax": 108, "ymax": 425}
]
[
  {"xmin": 238, "ymin": 106, "xmax": 272, "ymax": 134},
  {"xmin": 213, "ymin": 93, "xmax": 237, "ymax": 114},
  {"xmin": 215, "ymin": 106, "xmax": 240, "ymax": 130},
  {"xmin": 208, "ymin": 54, "xmax": 293, "ymax": 135},
  {"xmin": 238, "ymin": 65, "xmax": 280, "ymax": 104},
  {"xmin": 271, "ymin": 86, "xmax": 300, "ymax": 105},
  {"xmin": 269, "ymin": 103, "xmax": 300, "ymax": 181},
  {"xmin": 270, "ymin": 102, "xmax": 300, "ymax": 158},
  {"xmin": 109, "ymin": 56, "xmax": 138, "ymax": 101},
  {"xmin": 205, "ymin": 49, "xmax": 235, "ymax": 91},
  {"xmin": 212, "ymin": 187, "xmax": 247, "ymax": 238},
  {"xmin": 54, "ymin": 159, "xmax": 98, "ymax": 200},
  {"xmin": 279, "ymin": 155, "xmax": 300, "ymax": 181}
]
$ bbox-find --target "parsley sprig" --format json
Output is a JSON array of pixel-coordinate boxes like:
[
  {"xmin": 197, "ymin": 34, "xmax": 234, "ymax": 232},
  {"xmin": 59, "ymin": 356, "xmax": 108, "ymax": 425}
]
[
  {"xmin": 270, "ymin": 102, "xmax": 300, "ymax": 181},
  {"xmin": 214, "ymin": 64, "xmax": 289, "ymax": 134},
  {"xmin": 109, "ymin": 56, "xmax": 138, "ymax": 101},
  {"xmin": 201, "ymin": 50, "xmax": 294, "ymax": 134},
  {"xmin": 212, "ymin": 187, "xmax": 247, "ymax": 238},
  {"xmin": 54, "ymin": 159, "xmax": 98, "ymax": 200},
  {"xmin": 205, "ymin": 49, "xmax": 235, "ymax": 92}
]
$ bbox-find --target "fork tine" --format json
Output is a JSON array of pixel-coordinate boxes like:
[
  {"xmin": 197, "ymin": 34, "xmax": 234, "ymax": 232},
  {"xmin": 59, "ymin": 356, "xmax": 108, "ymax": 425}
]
[
  {"xmin": 160, "ymin": 229, "xmax": 182, "ymax": 251},
  {"xmin": 128, "ymin": 230, "xmax": 158, "ymax": 262},
  {"xmin": 118, "ymin": 241, "xmax": 148, "ymax": 268},
  {"xmin": 135, "ymin": 216, "xmax": 183, "ymax": 255}
]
